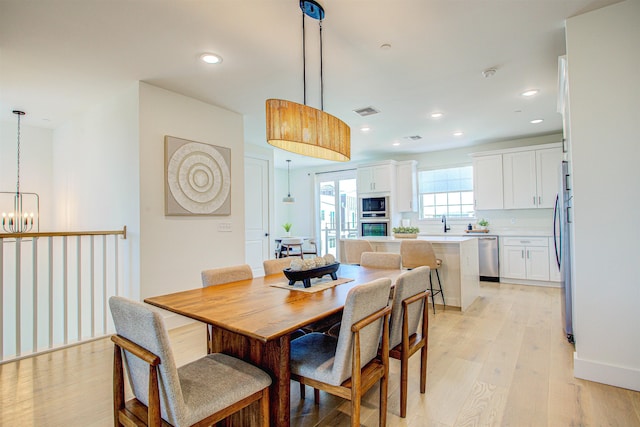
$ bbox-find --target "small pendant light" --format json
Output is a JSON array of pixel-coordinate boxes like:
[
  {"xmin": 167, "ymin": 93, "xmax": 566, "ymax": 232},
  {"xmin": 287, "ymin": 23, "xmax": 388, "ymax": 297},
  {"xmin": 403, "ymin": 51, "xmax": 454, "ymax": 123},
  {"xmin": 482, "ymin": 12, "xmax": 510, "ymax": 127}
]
[{"xmin": 282, "ymin": 160, "xmax": 296, "ymax": 203}]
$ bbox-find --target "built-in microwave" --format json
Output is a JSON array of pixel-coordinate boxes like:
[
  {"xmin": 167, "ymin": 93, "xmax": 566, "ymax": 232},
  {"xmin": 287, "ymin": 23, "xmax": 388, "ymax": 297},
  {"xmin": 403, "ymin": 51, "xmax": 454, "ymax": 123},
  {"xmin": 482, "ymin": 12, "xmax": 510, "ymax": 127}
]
[
  {"xmin": 360, "ymin": 220, "xmax": 389, "ymax": 237},
  {"xmin": 361, "ymin": 196, "xmax": 388, "ymax": 218}
]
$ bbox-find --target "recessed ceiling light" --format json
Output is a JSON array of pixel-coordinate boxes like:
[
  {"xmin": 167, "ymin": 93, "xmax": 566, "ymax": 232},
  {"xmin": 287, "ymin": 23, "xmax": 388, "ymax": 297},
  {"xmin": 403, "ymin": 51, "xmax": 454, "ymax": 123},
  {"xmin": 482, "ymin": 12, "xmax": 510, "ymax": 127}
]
[
  {"xmin": 392, "ymin": 141, "xmax": 400, "ymax": 146},
  {"xmin": 430, "ymin": 112, "xmax": 443, "ymax": 119},
  {"xmin": 453, "ymin": 131, "xmax": 464, "ymax": 137},
  {"xmin": 522, "ymin": 89, "xmax": 539, "ymax": 97},
  {"xmin": 530, "ymin": 119, "xmax": 544, "ymax": 124},
  {"xmin": 200, "ymin": 53, "xmax": 222, "ymax": 64},
  {"xmin": 380, "ymin": 43, "xmax": 392, "ymax": 50},
  {"xmin": 360, "ymin": 126, "xmax": 371, "ymax": 132}
]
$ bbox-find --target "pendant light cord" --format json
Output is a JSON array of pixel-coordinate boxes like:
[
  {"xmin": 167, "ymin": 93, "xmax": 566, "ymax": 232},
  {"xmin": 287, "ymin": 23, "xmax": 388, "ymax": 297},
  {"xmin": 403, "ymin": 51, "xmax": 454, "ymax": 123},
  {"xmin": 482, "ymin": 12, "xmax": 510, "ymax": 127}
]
[
  {"xmin": 287, "ymin": 160, "xmax": 292, "ymax": 196},
  {"xmin": 15, "ymin": 111, "xmax": 23, "ymax": 196},
  {"xmin": 301, "ymin": 9, "xmax": 324, "ymax": 110},
  {"xmin": 302, "ymin": 12, "xmax": 307, "ymax": 106},
  {"xmin": 320, "ymin": 19, "xmax": 323, "ymax": 111}
]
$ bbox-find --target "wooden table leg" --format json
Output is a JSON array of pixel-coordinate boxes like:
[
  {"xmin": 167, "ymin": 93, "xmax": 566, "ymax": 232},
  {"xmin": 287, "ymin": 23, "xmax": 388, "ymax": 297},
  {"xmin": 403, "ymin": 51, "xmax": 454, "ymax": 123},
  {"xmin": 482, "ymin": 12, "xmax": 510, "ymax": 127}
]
[{"xmin": 212, "ymin": 328, "xmax": 291, "ymax": 426}]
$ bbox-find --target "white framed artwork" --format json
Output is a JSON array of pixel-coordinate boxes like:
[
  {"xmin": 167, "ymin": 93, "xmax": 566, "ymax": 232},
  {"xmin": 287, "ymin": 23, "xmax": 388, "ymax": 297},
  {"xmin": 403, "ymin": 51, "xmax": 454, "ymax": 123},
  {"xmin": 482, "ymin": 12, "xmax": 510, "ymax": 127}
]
[{"xmin": 164, "ymin": 136, "xmax": 231, "ymax": 216}]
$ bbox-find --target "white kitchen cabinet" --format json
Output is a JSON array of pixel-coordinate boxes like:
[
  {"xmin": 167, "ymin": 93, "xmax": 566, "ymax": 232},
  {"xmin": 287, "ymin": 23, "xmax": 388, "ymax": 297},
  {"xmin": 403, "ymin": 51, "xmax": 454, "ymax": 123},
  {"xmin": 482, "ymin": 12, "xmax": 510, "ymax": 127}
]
[
  {"xmin": 501, "ymin": 237, "xmax": 550, "ymax": 281},
  {"xmin": 536, "ymin": 148, "xmax": 562, "ymax": 208},
  {"xmin": 357, "ymin": 162, "xmax": 395, "ymax": 194},
  {"xmin": 395, "ymin": 160, "xmax": 417, "ymax": 212},
  {"xmin": 503, "ymin": 147, "xmax": 561, "ymax": 209},
  {"xmin": 472, "ymin": 154, "xmax": 504, "ymax": 210}
]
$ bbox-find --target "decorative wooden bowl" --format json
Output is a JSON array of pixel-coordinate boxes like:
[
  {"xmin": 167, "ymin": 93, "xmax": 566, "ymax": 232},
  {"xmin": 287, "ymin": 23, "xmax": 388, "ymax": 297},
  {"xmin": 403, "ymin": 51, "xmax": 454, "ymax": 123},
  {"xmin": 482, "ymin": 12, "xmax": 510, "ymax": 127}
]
[{"xmin": 283, "ymin": 262, "xmax": 340, "ymax": 288}]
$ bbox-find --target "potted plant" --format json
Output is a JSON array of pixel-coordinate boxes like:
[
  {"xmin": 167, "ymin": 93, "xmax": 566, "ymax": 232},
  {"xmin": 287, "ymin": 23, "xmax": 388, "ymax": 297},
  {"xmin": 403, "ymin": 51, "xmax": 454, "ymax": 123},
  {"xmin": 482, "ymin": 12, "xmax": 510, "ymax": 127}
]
[
  {"xmin": 282, "ymin": 222, "xmax": 292, "ymax": 236},
  {"xmin": 477, "ymin": 218, "xmax": 489, "ymax": 230},
  {"xmin": 392, "ymin": 226, "xmax": 420, "ymax": 238}
]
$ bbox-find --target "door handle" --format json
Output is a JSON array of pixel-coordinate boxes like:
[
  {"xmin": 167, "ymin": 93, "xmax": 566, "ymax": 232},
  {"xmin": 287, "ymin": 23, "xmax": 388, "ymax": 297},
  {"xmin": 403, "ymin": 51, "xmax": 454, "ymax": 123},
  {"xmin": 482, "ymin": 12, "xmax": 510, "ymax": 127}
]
[{"xmin": 264, "ymin": 233, "xmax": 269, "ymax": 237}]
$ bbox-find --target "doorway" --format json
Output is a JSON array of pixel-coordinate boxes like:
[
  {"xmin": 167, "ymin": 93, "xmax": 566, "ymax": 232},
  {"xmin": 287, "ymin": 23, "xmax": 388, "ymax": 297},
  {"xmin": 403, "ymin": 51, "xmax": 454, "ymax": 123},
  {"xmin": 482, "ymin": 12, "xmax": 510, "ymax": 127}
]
[{"xmin": 316, "ymin": 171, "xmax": 357, "ymax": 259}]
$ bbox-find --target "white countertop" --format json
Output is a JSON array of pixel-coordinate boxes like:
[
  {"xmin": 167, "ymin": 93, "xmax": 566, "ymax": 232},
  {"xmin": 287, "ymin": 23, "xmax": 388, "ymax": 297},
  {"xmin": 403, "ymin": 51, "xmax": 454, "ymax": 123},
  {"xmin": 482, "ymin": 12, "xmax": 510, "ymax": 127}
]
[{"xmin": 364, "ymin": 235, "xmax": 477, "ymax": 243}]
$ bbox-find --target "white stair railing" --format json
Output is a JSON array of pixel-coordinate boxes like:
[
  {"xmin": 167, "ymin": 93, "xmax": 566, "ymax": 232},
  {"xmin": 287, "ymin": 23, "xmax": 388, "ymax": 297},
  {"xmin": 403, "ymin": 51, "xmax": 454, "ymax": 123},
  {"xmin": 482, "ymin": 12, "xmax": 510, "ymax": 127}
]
[{"xmin": 0, "ymin": 227, "xmax": 127, "ymax": 363}]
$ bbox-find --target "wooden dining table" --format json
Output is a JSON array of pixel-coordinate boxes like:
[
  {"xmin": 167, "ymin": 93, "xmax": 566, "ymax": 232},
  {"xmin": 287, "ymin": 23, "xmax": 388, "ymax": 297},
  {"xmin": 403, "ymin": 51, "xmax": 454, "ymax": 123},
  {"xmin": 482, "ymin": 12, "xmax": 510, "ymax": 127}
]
[{"xmin": 144, "ymin": 263, "xmax": 403, "ymax": 427}]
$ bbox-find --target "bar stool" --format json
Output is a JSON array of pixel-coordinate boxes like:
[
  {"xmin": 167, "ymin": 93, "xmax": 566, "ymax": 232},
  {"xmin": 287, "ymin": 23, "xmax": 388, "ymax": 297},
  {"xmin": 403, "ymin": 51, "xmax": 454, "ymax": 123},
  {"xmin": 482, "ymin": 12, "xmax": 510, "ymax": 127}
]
[{"xmin": 400, "ymin": 239, "xmax": 445, "ymax": 313}]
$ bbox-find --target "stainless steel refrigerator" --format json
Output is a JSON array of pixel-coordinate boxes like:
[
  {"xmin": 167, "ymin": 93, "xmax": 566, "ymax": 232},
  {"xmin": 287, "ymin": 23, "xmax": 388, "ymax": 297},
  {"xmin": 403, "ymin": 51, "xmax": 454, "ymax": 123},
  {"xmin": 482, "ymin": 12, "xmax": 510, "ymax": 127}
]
[{"xmin": 553, "ymin": 160, "xmax": 574, "ymax": 344}]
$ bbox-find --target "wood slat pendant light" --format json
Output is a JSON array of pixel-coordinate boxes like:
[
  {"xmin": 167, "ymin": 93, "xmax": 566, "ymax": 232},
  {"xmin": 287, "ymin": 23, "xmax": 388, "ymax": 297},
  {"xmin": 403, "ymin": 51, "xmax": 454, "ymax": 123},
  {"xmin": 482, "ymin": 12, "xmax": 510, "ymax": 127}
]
[{"xmin": 266, "ymin": 0, "xmax": 350, "ymax": 162}]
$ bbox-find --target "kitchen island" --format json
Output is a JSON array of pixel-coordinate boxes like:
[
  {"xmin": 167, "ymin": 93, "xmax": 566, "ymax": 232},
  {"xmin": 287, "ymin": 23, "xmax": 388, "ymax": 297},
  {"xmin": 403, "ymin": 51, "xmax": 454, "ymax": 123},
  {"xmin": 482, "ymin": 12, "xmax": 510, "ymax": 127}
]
[{"xmin": 362, "ymin": 235, "xmax": 480, "ymax": 311}]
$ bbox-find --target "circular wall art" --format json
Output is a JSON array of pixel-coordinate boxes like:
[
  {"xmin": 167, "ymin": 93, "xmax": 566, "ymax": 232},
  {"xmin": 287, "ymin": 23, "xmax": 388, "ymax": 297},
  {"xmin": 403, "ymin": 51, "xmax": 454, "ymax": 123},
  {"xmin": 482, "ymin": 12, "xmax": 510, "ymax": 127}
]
[{"xmin": 165, "ymin": 136, "xmax": 231, "ymax": 215}]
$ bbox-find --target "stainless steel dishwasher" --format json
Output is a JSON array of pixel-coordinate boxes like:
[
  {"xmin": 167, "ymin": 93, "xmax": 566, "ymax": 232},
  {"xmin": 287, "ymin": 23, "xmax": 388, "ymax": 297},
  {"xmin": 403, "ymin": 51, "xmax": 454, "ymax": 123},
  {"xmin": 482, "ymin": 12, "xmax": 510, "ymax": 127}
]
[{"xmin": 478, "ymin": 235, "xmax": 499, "ymax": 282}]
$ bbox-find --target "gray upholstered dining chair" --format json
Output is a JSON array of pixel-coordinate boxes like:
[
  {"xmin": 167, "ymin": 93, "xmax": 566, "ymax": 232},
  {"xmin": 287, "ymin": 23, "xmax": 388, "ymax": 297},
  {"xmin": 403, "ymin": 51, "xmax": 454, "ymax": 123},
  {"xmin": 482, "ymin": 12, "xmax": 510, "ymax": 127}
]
[
  {"xmin": 290, "ymin": 278, "xmax": 392, "ymax": 427},
  {"xmin": 342, "ymin": 239, "xmax": 374, "ymax": 264},
  {"xmin": 201, "ymin": 264, "xmax": 253, "ymax": 353},
  {"xmin": 400, "ymin": 239, "xmax": 445, "ymax": 313},
  {"xmin": 388, "ymin": 266, "xmax": 430, "ymax": 418},
  {"xmin": 360, "ymin": 251, "xmax": 402, "ymax": 270},
  {"xmin": 263, "ymin": 257, "xmax": 293, "ymax": 276},
  {"xmin": 109, "ymin": 296, "xmax": 271, "ymax": 427}
]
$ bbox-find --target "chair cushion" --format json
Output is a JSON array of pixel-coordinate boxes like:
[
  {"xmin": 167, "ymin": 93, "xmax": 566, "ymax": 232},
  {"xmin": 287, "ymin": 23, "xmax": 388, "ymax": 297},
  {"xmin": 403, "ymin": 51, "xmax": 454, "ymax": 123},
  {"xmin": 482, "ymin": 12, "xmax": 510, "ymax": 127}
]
[
  {"xmin": 290, "ymin": 332, "xmax": 339, "ymax": 385},
  {"xmin": 177, "ymin": 353, "xmax": 272, "ymax": 427}
]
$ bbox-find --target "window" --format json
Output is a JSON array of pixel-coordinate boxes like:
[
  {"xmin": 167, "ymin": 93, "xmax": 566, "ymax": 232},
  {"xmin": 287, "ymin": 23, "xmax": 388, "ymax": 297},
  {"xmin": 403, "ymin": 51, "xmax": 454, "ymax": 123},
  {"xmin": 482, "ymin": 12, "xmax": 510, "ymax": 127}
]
[{"xmin": 418, "ymin": 166, "xmax": 474, "ymax": 219}]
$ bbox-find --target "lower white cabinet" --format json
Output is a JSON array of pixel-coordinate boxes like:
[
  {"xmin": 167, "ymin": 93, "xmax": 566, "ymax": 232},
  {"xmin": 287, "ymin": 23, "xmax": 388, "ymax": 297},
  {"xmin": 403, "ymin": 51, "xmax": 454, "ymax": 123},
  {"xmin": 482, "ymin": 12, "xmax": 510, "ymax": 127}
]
[{"xmin": 501, "ymin": 237, "xmax": 550, "ymax": 281}]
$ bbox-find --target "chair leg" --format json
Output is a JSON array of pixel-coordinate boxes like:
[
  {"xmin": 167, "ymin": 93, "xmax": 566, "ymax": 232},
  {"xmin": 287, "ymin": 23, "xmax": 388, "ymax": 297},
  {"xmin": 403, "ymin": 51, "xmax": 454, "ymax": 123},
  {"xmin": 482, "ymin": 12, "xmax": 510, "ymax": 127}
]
[
  {"xmin": 380, "ymin": 372, "xmax": 388, "ymax": 427},
  {"xmin": 400, "ymin": 354, "xmax": 409, "ymax": 418},
  {"xmin": 420, "ymin": 345, "xmax": 428, "ymax": 394},
  {"xmin": 299, "ymin": 383, "xmax": 305, "ymax": 399},
  {"xmin": 260, "ymin": 388, "xmax": 270, "ymax": 427},
  {"xmin": 314, "ymin": 388, "xmax": 320, "ymax": 404},
  {"xmin": 435, "ymin": 269, "xmax": 445, "ymax": 309},
  {"xmin": 351, "ymin": 395, "xmax": 361, "ymax": 427},
  {"xmin": 429, "ymin": 273, "xmax": 436, "ymax": 314}
]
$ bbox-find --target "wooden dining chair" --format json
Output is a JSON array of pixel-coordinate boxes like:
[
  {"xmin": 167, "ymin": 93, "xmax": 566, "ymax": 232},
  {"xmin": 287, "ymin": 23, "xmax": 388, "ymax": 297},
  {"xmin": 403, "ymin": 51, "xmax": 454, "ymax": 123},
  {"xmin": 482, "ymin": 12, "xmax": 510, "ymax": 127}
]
[
  {"xmin": 201, "ymin": 264, "xmax": 253, "ymax": 353},
  {"xmin": 400, "ymin": 239, "xmax": 445, "ymax": 313},
  {"xmin": 290, "ymin": 278, "xmax": 392, "ymax": 427},
  {"xmin": 263, "ymin": 257, "xmax": 293, "ymax": 275},
  {"xmin": 387, "ymin": 266, "xmax": 430, "ymax": 418},
  {"xmin": 343, "ymin": 239, "xmax": 374, "ymax": 264},
  {"xmin": 109, "ymin": 296, "xmax": 271, "ymax": 427}
]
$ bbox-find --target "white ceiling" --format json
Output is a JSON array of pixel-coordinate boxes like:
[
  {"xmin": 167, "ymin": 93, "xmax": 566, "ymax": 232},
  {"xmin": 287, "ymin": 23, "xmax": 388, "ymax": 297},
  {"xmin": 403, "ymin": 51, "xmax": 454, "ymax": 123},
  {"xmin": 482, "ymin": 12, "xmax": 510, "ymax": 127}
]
[{"xmin": 0, "ymin": 0, "xmax": 618, "ymax": 169}]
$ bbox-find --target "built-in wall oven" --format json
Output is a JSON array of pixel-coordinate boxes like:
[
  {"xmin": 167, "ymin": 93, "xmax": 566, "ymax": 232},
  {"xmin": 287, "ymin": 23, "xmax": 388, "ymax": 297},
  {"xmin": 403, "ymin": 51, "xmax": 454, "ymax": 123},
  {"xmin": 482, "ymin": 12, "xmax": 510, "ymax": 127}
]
[
  {"xmin": 359, "ymin": 196, "xmax": 390, "ymax": 236},
  {"xmin": 360, "ymin": 220, "xmax": 389, "ymax": 237}
]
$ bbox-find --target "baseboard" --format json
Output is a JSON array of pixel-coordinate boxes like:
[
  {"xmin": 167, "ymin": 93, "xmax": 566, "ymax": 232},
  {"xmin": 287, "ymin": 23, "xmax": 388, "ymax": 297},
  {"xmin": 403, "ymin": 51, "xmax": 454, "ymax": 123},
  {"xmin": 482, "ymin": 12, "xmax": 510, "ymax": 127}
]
[
  {"xmin": 499, "ymin": 277, "xmax": 560, "ymax": 288},
  {"xmin": 574, "ymin": 352, "xmax": 640, "ymax": 391}
]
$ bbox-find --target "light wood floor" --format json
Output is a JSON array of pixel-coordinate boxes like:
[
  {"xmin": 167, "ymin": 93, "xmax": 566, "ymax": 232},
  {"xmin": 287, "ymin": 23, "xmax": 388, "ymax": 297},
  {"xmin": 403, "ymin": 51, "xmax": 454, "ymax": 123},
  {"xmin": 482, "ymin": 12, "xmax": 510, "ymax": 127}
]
[{"xmin": 1, "ymin": 282, "xmax": 639, "ymax": 426}]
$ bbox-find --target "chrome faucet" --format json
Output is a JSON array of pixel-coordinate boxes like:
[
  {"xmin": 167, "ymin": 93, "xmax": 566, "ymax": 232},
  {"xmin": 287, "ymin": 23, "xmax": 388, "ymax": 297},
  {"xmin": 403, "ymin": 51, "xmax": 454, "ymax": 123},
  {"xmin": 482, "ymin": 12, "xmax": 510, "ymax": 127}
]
[{"xmin": 442, "ymin": 215, "xmax": 450, "ymax": 233}]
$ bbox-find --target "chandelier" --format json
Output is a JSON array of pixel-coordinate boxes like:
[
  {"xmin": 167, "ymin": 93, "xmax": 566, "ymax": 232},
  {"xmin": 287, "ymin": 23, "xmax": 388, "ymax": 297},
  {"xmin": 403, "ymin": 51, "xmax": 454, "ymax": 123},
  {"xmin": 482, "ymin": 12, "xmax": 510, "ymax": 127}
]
[
  {"xmin": 1, "ymin": 110, "xmax": 39, "ymax": 233},
  {"xmin": 266, "ymin": 0, "xmax": 350, "ymax": 162}
]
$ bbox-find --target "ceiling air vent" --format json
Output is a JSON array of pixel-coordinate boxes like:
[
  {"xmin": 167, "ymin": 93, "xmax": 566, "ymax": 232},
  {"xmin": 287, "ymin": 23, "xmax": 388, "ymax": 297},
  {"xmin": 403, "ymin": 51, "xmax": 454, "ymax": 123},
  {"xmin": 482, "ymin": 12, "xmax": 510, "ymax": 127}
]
[
  {"xmin": 353, "ymin": 106, "xmax": 380, "ymax": 117},
  {"xmin": 404, "ymin": 135, "xmax": 422, "ymax": 141}
]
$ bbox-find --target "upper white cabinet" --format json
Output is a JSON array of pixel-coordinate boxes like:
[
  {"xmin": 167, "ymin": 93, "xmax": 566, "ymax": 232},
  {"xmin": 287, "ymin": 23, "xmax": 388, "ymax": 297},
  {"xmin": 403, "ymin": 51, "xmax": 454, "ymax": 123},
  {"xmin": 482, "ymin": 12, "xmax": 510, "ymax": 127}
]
[
  {"xmin": 472, "ymin": 154, "xmax": 504, "ymax": 210},
  {"xmin": 395, "ymin": 160, "xmax": 417, "ymax": 212},
  {"xmin": 357, "ymin": 161, "xmax": 395, "ymax": 194},
  {"xmin": 503, "ymin": 147, "xmax": 561, "ymax": 209}
]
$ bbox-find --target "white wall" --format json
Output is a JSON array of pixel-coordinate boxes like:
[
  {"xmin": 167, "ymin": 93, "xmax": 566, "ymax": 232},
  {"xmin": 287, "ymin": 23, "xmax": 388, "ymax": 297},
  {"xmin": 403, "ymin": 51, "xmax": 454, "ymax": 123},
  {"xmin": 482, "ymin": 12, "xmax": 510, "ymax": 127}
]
[
  {"xmin": 0, "ymin": 119, "xmax": 53, "ymax": 231},
  {"xmin": 566, "ymin": 0, "xmax": 640, "ymax": 391},
  {"xmin": 52, "ymin": 84, "xmax": 139, "ymax": 298},
  {"xmin": 138, "ymin": 83, "xmax": 246, "ymax": 306}
]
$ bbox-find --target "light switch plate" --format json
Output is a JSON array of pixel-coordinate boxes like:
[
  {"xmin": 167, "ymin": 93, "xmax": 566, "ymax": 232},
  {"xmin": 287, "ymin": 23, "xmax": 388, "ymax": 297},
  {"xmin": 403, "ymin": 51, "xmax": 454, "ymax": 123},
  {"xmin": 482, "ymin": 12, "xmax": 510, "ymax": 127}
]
[{"xmin": 218, "ymin": 223, "xmax": 232, "ymax": 232}]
